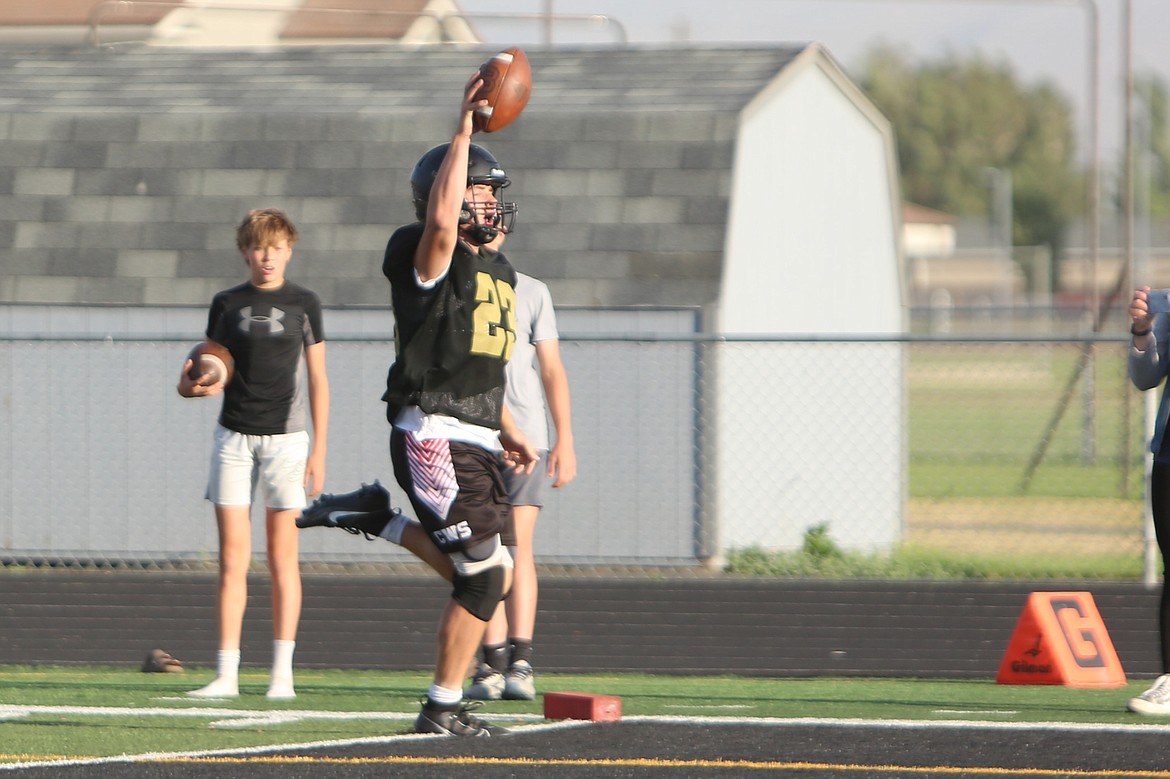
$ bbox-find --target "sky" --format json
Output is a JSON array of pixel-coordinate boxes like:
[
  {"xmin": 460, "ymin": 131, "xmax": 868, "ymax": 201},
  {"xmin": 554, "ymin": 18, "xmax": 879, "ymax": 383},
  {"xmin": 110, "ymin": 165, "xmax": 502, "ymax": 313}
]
[{"xmin": 456, "ymin": 0, "xmax": 1170, "ymax": 165}]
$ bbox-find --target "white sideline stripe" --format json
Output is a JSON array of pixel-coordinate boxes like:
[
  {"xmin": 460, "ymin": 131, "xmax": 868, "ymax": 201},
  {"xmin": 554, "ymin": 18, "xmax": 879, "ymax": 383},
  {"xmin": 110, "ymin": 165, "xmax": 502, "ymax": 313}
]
[
  {"xmin": 5, "ymin": 708, "xmax": 1170, "ymax": 771},
  {"xmin": 0, "ymin": 704, "xmax": 544, "ymax": 723},
  {"xmin": 0, "ymin": 714, "xmax": 591, "ymax": 771}
]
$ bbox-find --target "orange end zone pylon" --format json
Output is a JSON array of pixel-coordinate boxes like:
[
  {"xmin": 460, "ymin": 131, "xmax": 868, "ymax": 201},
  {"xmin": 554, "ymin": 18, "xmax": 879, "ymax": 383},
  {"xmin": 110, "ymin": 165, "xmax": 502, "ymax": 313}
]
[{"xmin": 996, "ymin": 591, "xmax": 1125, "ymax": 688}]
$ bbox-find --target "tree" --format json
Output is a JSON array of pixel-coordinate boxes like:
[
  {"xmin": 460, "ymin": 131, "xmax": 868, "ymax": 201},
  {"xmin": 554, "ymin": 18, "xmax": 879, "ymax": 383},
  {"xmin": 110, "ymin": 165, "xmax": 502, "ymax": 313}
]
[
  {"xmin": 1131, "ymin": 73, "xmax": 1170, "ymax": 218},
  {"xmin": 859, "ymin": 47, "xmax": 1084, "ymax": 289}
]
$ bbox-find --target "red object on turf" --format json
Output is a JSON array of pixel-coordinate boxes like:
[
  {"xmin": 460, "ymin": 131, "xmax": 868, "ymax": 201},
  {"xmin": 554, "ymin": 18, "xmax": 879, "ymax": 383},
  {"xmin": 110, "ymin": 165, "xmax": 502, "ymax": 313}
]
[
  {"xmin": 543, "ymin": 692, "xmax": 622, "ymax": 722},
  {"xmin": 472, "ymin": 47, "xmax": 531, "ymax": 133}
]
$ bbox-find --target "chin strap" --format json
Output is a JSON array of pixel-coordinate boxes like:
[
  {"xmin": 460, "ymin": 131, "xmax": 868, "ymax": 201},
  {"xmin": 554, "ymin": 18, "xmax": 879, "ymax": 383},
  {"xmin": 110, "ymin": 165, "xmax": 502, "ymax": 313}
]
[
  {"xmin": 463, "ymin": 224, "xmax": 500, "ymax": 244},
  {"xmin": 459, "ymin": 199, "xmax": 502, "ymax": 244}
]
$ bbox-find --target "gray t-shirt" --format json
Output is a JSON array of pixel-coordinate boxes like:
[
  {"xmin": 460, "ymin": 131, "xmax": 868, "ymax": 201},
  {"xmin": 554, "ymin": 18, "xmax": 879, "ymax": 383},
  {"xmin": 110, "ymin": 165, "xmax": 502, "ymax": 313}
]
[{"xmin": 505, "ymin": 272, "xmax": 559, "ymax": 450}]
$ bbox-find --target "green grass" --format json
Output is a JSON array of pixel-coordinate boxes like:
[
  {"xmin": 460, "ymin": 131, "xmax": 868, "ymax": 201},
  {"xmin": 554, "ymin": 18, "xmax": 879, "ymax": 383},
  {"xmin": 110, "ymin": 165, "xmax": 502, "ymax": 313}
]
[
  {"xmin": 907, "ymin": 343, "xmax": 1146, "ymax": 502},
  {"xmin": 909, "ymin": 460, "xmax": 1146, "ymax": 500},
  {"xmin": 850, "ymin": 342, "xmax": 1153, "ymax": 580},
  {"xmin": 726, "ymin": 503, "xmax": 1146, "ymax": 580},
  {"xmin": 725, "ymin": 544, "xmax": 1144, "ymax": 580},
  {"xmin": 0, "ymin": 665, "xmax": 1161, "ymax": 764}
]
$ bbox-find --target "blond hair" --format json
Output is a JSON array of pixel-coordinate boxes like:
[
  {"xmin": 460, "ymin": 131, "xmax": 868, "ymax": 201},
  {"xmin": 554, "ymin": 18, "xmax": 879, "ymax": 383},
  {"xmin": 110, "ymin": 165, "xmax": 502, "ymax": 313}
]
[{"xmin": 236, "ymin": 207, "xmax": 299, "ymax": 250}]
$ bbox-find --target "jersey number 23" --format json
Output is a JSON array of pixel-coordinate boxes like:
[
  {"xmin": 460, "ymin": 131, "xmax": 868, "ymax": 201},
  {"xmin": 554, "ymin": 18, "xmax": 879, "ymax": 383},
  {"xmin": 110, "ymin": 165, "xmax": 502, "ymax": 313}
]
[{"xmin": 470, "ymin": 272, "xmax": 516, "ymax": 362}]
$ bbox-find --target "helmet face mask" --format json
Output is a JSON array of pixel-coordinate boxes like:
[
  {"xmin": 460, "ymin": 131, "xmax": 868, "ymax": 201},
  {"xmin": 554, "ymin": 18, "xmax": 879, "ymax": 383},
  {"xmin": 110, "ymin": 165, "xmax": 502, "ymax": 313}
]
[
  {"xmin": 461, "ymin": 195, "xmax": 515, "ymax": 244},
  {"xmin": 410, "ymin": 143, "xmax": 517, "ymax": 243}
]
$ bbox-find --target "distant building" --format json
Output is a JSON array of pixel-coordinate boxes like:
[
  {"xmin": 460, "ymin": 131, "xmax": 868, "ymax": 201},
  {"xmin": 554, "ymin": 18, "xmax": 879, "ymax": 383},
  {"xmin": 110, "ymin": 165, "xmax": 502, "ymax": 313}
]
[
  {"xmin": 0, "ymin": 0, "xmax": 476, "ymax": 47},
  {"xmin": 904, "ymin": 203, "xmax": 1025, "ymax": 309},
  {"xmin": 902, "ymin": 202, "xmax": 955, "ymax": 260}
]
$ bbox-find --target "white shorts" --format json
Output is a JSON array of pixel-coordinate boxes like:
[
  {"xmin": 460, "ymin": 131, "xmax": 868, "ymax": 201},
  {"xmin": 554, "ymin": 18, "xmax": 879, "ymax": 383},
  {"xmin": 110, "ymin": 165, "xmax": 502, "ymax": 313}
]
[{"xmin": 206, "ymin": 424, "xmax": 309, "ymax": 510}]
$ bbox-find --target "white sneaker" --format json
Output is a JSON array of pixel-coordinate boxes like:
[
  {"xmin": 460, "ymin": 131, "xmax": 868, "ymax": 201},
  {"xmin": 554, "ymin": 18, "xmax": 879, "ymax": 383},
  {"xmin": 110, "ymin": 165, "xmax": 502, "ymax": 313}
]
[
  {"xmin": 187, "ymin": 678, "xmax": 239, "ymax": 699},
  {"xmin": 1128, "ymin": 674, "xmax": 1170, "ymax": 715},
  {"xmin": 266, "ymin": 683, "xmax": 296, "ymax": 701},
  {"xmin": 503, "ymin": 660, "xmax": 536, "ymax": 701},
  {"xmin": 464, "ymin": 664, "xmax": 505, "ymax": 701}
]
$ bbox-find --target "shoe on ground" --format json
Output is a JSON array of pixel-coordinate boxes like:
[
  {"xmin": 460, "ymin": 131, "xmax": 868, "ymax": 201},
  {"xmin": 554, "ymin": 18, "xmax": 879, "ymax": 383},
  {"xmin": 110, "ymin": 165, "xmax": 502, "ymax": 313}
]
[
  {"xmin": 1128, "ymin": 674, "xmax": 1170, "ymax": 715},
  {"xmin": 266, "ymin": 681, "xmax": 296, "ymax": 700},
  {"xmin": 413, "ymin": 700, "xmax": 510, "ymax": 737},
  {"xmin": 464, "ymin": 664, "xmax": 506, "ymax": 701},
  {"xmin": 503, "ymin": 660, "xmax": 536, "ymax": 701},
  {"xmin": 186, "ymin": 678, "xmax": 239, "ymax": 699},
  {"xmin": 297, "ymin": 481, "xmax": 399, "ymax": 540}
]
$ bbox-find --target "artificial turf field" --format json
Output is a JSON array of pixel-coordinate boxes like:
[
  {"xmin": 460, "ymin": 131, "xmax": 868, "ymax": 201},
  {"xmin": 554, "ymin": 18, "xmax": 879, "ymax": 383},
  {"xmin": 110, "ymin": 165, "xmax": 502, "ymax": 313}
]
[{"xmin": 4, "ymin": 667, "xmax": 1170, "ymax": 777}]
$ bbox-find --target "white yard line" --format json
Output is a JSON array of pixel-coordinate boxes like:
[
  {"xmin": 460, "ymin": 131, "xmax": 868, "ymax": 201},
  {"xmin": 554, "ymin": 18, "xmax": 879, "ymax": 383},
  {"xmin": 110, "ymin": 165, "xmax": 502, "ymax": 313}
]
[
  {"xmin": 0, "ymin": 708, "xmax": 587, "ymax": 771},
  {"xmin": 5, "ymin": 706, "xmax": 1170, "ymax": 771}
]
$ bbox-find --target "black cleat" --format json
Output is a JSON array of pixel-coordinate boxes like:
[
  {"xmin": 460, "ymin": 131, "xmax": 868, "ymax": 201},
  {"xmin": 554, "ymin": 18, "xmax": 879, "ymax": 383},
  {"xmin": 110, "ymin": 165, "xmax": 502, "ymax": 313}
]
[
  {"xmin": 413, "ymin": 701, "xmax": 510, "ymax": 737},
  {"xmin": 299, "ymin": 480, "xmax": 391, "ymax": 520},
  {"xmin": 296, "ymin": 481, "xmax": 399, "ymax": 540}
]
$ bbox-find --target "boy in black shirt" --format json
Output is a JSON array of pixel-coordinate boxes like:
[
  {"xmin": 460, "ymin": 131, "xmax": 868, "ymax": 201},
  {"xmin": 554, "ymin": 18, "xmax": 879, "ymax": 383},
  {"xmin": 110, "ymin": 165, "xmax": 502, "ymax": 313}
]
[{"xmin": 178, "ymin": 208, "xmax": 330, "ymax": 700}]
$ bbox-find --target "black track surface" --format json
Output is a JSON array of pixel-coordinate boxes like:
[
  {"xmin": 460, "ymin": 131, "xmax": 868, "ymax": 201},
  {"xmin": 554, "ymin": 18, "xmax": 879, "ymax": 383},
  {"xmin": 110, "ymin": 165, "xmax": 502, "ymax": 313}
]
[
  {"xmin": 8, "ymin": 720, "xmax": 1170, "ymax": 778},
  {"xmin": 2, "ymin": 572, "xmax": 1166, "ymax": 777},
  {"xmin": 0, "ymin": 571, "xmax": 1161, "ymax": 678}
]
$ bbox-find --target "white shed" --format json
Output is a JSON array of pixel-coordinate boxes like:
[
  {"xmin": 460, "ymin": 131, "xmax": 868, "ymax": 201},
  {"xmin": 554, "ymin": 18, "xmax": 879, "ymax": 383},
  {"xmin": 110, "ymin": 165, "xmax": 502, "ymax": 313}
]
[{"xmin": 713, "ymin": 44, "xmax": 906, "ymax": 554}]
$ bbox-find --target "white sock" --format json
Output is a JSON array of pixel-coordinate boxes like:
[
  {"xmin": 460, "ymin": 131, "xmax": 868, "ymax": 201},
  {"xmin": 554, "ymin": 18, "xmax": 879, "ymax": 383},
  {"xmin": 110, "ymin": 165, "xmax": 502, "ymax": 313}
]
[
  {"xmin": 427, "ymin": 683, "xmax": 463, "ymax": 706},
  {"xmin": 187, "ymin": 649, "xmax": 240, "ymax": 698},
  {"xmin": 217, "ymin": 648, "xmax": 242, "ymax": 681},
  {"xmin": 378, "ymin": 513, "xmax": 418, "ymax": 545},
  {"xmin": 271, "ymin": 639, "xmax": 295, "ymax": 680},
  {"xmin": 267, "ymin": 640, "xmax": 296, "ymax": 699}
]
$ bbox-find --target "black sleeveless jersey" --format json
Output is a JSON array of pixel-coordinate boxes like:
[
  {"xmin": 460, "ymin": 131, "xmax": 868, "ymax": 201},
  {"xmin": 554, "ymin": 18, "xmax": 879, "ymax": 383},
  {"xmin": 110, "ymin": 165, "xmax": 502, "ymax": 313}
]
[
  {"xmin": 205, "ymin": 281, "xmax": 325, "ymax": 435},
  {"xmin": 381, "ymin": 222, "xmax": 518, "ymax": 429}
]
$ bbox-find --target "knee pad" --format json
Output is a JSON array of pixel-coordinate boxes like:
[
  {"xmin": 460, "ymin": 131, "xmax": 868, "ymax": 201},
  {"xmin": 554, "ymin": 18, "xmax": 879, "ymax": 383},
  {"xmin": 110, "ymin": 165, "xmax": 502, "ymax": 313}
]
[{"xmin": 452, "ymin": 565, "xmax": 508, "ymax": 621}]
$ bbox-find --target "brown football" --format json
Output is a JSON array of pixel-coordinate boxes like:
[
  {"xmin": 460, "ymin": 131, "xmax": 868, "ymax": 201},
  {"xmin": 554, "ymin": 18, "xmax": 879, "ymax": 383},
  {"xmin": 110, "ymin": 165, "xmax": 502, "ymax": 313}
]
[
  {"xmin": 186, "ymin": 340, "xmax": 234, "ymax": 386},
  {"xmin": 472, "ymin": 48, "xmax": 532, "ymax": 134}
]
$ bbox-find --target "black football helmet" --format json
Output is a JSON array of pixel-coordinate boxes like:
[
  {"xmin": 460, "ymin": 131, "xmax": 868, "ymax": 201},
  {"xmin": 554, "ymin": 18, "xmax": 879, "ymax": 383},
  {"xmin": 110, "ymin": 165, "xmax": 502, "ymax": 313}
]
[{"xmin": 410, "ymin": 143, "xmax": 517, "ymax": 243}]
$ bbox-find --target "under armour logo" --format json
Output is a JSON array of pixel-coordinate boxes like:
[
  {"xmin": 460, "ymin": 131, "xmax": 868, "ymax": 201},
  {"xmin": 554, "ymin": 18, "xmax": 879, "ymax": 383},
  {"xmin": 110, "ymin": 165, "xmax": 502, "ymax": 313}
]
[{"xmin": 238, "ymin": 306, "xmax": 285, "ymax": 335}]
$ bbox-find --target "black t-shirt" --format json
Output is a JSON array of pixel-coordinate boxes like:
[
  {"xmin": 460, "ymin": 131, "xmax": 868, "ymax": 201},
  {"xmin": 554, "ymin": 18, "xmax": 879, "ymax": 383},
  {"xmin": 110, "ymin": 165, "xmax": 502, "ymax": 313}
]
[
  {"xmin": 205, "ymin": 281, "xmax": 325, "ymax": 435},
  {"xmin": 381, "ymin": 222, "xmax": 517, "ymax": 429}
]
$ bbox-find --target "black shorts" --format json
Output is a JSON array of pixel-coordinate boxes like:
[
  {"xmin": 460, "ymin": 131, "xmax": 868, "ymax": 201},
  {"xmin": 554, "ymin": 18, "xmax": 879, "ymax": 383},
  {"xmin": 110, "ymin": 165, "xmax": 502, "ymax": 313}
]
[{"xmin": 390, "ymin": 427, "xmax": 512, "ymax": 553}]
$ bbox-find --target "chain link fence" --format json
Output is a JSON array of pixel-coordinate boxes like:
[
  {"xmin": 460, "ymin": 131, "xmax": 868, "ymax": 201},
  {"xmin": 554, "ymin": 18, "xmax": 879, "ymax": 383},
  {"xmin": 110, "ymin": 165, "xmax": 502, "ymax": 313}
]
[{"xmin": 0, "ymin": 321, "xmax": 1153, "ymax": 580}]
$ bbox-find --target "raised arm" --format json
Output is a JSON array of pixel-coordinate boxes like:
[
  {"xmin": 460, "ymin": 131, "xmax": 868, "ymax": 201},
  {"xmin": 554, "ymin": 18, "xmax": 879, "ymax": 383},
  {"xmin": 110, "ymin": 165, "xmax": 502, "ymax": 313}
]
[{"xmin": 414, "ymin": 74, "xmax": 487, "ymax": 283}]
